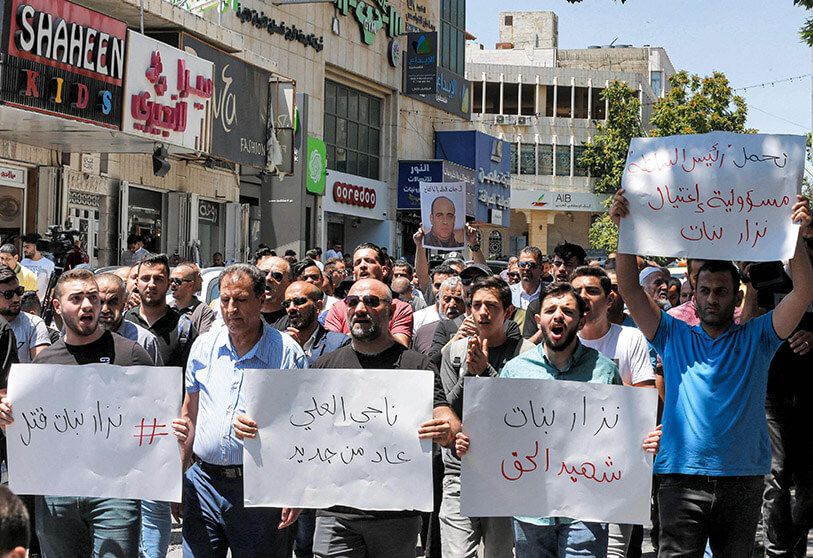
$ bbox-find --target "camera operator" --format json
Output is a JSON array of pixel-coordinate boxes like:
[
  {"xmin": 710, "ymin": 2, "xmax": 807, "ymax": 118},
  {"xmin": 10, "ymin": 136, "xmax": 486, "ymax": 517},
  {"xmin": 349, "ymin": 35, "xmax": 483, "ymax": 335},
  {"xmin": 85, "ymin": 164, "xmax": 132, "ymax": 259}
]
[{"xmin": 749, "ymin": 220, "xmax": 813, "ymax": 557}]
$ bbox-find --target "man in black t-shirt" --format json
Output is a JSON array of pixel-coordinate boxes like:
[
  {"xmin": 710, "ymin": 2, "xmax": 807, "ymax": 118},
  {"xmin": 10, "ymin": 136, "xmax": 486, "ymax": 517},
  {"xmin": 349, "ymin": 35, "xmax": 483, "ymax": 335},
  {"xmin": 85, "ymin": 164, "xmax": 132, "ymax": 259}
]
[
  {"xmin": 0, "ymin": 268, "xmax": 189, "ymax": 558},
  {"xmin": 236, "ymin": 278, "xmax": 460, "ymax": 558}
]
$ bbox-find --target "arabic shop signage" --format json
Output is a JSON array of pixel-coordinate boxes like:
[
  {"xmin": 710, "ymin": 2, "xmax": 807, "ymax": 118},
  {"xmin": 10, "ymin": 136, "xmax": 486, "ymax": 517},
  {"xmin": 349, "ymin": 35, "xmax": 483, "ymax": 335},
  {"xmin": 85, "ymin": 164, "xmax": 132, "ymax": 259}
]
[
  {"xmin": 181, "ymin": 34, "xmax": 270, "ymax": 168},
  {"xmin": 397, "ymin": 159, "xmax": 476, "ymax": 216},
  {"xmin": 510, "ymin": 190, "xmax": 609, "ymax": 212},
  {"xmin": 235, "ymin": 5, "xmax": 324, "ymax": 52},
  {"xmin": 198, "ymin": 200, "xmax": 219, "ymax": 224},
  {"xmin": 404, "ymin": 0, "xmax": 435, "ymax": 32},
  {"xmin": 411, "ymin": 67, "xmax": 470, "ymax": 119},
  {"xmin": 435, "ymin": 131, "xmax": 511, "ymax": 227},
  {"xmin": 122, "ymin": 32, "xmax": 213, "ymax": 151},
  {"xmin": 404, "ymin": 32, "xmax": 437, "ymax": 95},
  {"xmin": 0, "ymin": 0, "xmax": 127, "ymax": 128},
  {"xmin": 306, "ymin": 136, "xmax": 327, "ymax": 195},
  {"xmin": 334, "ymin": 0, "xmax": 403, "ymax": 45}
]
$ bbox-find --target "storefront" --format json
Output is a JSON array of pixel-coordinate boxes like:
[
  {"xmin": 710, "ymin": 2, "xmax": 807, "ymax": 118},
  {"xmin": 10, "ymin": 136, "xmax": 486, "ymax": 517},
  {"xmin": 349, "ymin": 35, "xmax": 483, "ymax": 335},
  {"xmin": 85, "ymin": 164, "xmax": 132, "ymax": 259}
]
[
  {"xmin": 510, "ymin": 189, "xmax": 609, "ymax": 253},
  {"xmin": 322, "ymin": 170, "xmax": 392, "ymax": 252},
  {"xmin": 396, "ymin": 159, "xmax": 476, "ymax": 259},
  {"xmin": 434, "ymin": 131, "xmax": 511, "ymax": 257},
  {"xmin": 0, "ymin": 165, "xmax": 29, "ymax": 244}
]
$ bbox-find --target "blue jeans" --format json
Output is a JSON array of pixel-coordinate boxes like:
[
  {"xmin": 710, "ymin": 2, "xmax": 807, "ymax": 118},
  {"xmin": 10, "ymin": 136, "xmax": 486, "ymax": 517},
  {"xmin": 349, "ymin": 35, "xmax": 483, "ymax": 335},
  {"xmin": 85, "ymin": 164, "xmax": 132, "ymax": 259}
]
[
  {"xmin": 182, "ymin": 462, "xmax": 290, "ymax": 558},
  {"xmin": 140, "ymin": 500, "xmax": 171, "ymax": 558},
  {"xmin": 512, "ymin": 518, "xmax": 608, "ymax": 558},
  {"xmin": 657, "ymin": 474, "xmax": 763, "ymax": 557},
  {"xmin": 35, "ymin": 496, "xmax": 140, "ymax": 558},
  {"xmin": 294, "ymin": 509, "xmax": 316, "ymax": 558}
]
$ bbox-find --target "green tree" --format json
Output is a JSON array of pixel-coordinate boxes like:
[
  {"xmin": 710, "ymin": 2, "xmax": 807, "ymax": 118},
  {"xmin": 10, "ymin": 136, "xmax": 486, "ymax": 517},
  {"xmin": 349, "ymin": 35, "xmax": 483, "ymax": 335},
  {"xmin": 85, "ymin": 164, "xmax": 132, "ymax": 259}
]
[
  {"xmin": 796, "ymin": 0, "xmax": 813, "ymax": 45},
  {"xmin": 581, "ymin": 71, "xmax": 753, "ymax": 251}
]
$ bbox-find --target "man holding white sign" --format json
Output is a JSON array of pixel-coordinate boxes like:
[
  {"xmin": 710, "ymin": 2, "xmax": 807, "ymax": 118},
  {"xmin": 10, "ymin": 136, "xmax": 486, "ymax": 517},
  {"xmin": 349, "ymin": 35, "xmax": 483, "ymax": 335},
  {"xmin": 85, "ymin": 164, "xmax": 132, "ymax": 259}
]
[
  {"xmin": 456, "ymin": 282, "xmax": 661, "ymax": 558},
  {"xmin": 236, "ymin": 278, "xmax": 459, "ymax": 558},
  {"xmin": 611, "ymin": 185, "xmax": 813, "ymax": 555},
  {"xmin": 0, "ymin": 268, "xmax": 189, "ymax": 558}
]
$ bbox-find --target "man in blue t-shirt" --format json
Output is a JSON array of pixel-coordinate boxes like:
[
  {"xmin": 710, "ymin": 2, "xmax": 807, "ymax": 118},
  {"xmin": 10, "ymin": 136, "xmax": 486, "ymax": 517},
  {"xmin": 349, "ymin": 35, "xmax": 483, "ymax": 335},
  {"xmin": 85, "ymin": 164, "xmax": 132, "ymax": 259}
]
[{"xmin": 610, "ymin": 189, "xmax": 813, "ymax": 556}]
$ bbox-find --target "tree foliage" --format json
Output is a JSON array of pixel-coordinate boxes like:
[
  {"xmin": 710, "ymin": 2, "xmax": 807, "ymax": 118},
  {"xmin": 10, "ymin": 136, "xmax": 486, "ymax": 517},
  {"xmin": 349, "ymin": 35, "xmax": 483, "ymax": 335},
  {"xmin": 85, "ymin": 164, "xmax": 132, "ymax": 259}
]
[
  {"xmin": 795, "ymin": 0, "xmax": 813, "ymax": 45},
  {"xmin": 581, "ymin": 70, "xmax": 754, "ymax": 250}
]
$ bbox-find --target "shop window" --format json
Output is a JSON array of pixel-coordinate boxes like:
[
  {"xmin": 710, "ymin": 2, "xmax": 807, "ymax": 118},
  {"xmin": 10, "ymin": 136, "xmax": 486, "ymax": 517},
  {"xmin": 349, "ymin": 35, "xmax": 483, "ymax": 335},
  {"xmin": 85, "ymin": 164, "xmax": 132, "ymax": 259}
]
[
  {"xmin": 509, "ymin": 143, "xmax": 518, "ymax": 174},
  {"xmin": 591, "ymin": 88, "xmax": 606, "ymax": 120},
  {"xmin": 555, "ymin": 144, "xmax": 571, "ymax": 176},
  {"xmin": 502, "ymin": 83, "xmax": 519, "ymax": 115},
  {"xmin": 544, "ymin": 85, "xmax": 555, "ymax": 117},
  {"xmin": 440, "ymin": 0, "xmax": 465, "ymax": 75},
  {"xmin": 520, "ymin": 143, "xmax": 536, "ymax": 175},
  {"xmin": 473, "ymin": 81, "xmax": 484, "ymax": 113},
  {"xmin": 538, "ymin": 144, "xmax": 553, "ymax": 175},
  {"xmin": 520, "ymin": 85, "xmax": 536, "ymax": 116},
  {"xmin": 325, "ymin": 80, "xmax": 382, "ymax": 180},
  {"xmin": 574, "ymin": 87, "xmax": 589, "ymax": 119},
  {"xmin": 484, "ymin": 82, "xmax": 500, "ymax": 114},
  {"xmin": 556, "ymin": 86, "xmax": 572, "ymax": 118},
  {"xmin": 574, "ymin": 145, "xmax": 589, "ymax": 177}
]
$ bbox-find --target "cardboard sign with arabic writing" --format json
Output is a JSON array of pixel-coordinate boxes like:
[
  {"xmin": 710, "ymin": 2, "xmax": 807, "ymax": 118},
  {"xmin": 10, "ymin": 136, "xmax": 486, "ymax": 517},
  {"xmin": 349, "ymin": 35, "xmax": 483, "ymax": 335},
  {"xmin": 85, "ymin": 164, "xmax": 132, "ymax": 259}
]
[
  {"xmin": 6, "ymin": 364, "xmax": 183, "ymax": 502},
  {"xmin": 460, "ymin": 378, "xmax": 657, "ymax": 525},
  {"xmin": 242, "ymin": 369, "xmax": 434, "ymax": 511},
  {"xmin": 618, "ymin": 131, "xmax": 805, "ymax": 261}
]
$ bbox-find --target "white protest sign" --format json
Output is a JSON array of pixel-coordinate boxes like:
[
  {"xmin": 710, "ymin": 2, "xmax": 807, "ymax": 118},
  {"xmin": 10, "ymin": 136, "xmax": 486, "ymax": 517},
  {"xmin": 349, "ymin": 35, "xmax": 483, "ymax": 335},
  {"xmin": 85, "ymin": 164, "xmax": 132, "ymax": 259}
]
[
  {"xmin": 461, "ymin": 377, "xmax": 657, "ymax": 525},
  {"xmin": 420, "ymin": 181, "xmax": 466, "ymax": 251},
  {"xmin": 242, "ymin": 369, "xmax": 434, "ymax": 511},
  {"xmin": 618, "ymin": 131, "xmax": 805, "ymax": 261},
  {"xmin": 7, "ymin": 364, "xmax": 183, "ymax": 502}
]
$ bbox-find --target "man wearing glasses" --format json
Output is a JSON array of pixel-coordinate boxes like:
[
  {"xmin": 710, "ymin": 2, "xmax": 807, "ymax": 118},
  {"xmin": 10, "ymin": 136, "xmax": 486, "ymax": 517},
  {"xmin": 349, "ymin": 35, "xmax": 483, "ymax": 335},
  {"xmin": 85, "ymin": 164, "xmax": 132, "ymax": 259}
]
[
  {"xmin": 509, "ymin": 246, "xmax": 545, "ymax": 335},
  {"xmin": 171, "ymin": 262, "xmax": 214, "ymax": 335},
  {"xmin": 255, "ymin": 254, "xmax": 293, "ymax": 327},
  {"xmin": 0, "ymin": 266, "xmax": 50, "ymax": 363}
]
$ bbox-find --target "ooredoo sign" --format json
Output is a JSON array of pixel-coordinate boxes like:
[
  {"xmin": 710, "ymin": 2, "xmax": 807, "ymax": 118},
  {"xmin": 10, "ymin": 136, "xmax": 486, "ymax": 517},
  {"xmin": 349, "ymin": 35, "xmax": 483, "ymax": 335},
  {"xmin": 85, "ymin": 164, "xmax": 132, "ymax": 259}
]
[
  {"xmin": 333, "ymin": 181, "xmax": 377, "ymax": 208},
  {"xmin": 324, "ymin": 170, "xmax": 388, "ymax": 221}
]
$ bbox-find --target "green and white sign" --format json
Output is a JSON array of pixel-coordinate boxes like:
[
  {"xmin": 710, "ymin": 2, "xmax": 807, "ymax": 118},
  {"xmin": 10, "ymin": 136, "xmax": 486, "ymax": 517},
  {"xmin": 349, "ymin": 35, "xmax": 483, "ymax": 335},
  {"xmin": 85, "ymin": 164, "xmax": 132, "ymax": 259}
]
[
  {"xmin": 334, "ymin": 0, "xmax": 403, "ymax": 45},
  {"xmin": 306, "ymin": 136, "xmax": 327, "ymax": 195}
]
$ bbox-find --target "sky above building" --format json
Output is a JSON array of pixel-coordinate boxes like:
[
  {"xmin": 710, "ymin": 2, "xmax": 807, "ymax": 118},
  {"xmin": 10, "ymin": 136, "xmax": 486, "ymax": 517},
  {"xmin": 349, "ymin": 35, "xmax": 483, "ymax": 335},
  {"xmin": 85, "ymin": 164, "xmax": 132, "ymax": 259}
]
[{"xmin": 466, "ymin": 0, "xmax": 811, "ymax": 137}]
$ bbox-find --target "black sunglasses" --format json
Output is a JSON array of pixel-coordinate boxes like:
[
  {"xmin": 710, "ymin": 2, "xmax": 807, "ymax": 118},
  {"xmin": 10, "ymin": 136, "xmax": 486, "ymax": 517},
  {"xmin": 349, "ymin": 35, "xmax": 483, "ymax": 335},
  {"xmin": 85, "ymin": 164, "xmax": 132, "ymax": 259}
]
[
  {"xmin": 507, "ymin": 272, "xmax": 520, "ymax": 279},
  {"xmin": 0, "ymin": 286, "xmax": 24, "ymax": 300},
  {"xmin": 518, "ymin": 262, "xmax": 539, "ymax": 270},
  {"xmin": 268, "ymin": 271, "xmax": 284, "ymax": 282},
  {"xmin": 170, "ymin": 277, "xmax": 194, "ymax": 286},
  {"xmin": 345, "ymin": 295, "xmax": 382, "ymax": 308},
  {"xmin": 282, "ymin": 296, "xmax": 310, "ymax": 309}
]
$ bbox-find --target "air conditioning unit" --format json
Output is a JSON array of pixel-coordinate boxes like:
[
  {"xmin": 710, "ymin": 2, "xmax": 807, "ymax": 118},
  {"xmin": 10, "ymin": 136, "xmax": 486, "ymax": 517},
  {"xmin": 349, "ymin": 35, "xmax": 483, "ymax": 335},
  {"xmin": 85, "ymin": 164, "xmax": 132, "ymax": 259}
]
[
  {"xmin": 495, "ymin": 115, "xmax": 506, "ymax": 124},
  {"xmin": 517, "ymin": 116, "xmax": 531, "ymax": 126}
]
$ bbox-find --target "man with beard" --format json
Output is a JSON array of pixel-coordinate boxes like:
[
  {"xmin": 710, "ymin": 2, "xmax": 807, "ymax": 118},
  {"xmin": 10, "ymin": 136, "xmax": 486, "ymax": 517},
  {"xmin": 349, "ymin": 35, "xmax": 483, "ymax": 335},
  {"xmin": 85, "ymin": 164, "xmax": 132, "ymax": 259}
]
[
  {"xmin": 611, "ymin": 189, "xmax": 813, "ymax": 556},
  {"xmin": 282, "ymin": 281, "xmax": 348, "ymax": 558},
  {"xmin": 668, "ymin": 259, "xmax": 742, "ymax": 326},
  {"xmin": 438, "ymin": 276, "xmax": 534, "ymax": 558},
  {"xmin": 96, "ymin": 274, "xmax": 162, "ymax": 365},
  {"xmin": 184, "ymin": 264, "xmax": 305, "ymax": 557},
  {"xmin": 256, "ymin": 255, "xmax": 293, "ymax": 327},
  {"xmin": 0, "ymin": 267, "xmax": 49, "ymax": 362},
  {"xmin": 325, "ymin": 243, "xmax": 414, "ymax": 347},
  {"xmin": 412, "ymin": 265, "xmax": 457, "ymax": 333},
  {"xmin": 639, "ymin": 267, "xmax": 672, "ymax": 310},
  {"xmin": 456, "ymin": 282, "xmax": 659, "ymax": 557},
  {"xmin": 413, "ymin": 276, "xmax": 466, "ymax": 354},
  {"xmin": 523, "ymin": 242, "xmax": 586, "ymax": 341},
  {"xmin": 0, "ymin": 268, "xmax": 189, "ymax": 558},
  {"xmin": 21, "ymin": 233, "xmax": 54, "ymax": 300},
  {"xmin": 235, "ymin": 278, "xmax": 459, "ymax": 558}
]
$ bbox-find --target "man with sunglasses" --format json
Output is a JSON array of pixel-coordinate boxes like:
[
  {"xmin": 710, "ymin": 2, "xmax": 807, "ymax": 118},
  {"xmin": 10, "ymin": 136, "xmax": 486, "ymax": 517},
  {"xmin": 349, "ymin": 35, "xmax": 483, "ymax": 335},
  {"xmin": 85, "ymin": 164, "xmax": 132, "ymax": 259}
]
[
  {"xmin": 294, "ymin": 259, "xmax": 340, "ymax": 317},
  {"xmin": 0, "ymin": 266, "xmax": 50, "ymax": 363},
  {"xmin": 324, "ymin": 243, "xmax": 414, "ymax": 348},
  {"xmin": 256, "ymin": 255, "xmax": 293, "ymax": 327},
  {"xmin": 282, "ymin": 280, "xmax": 349, "ymax": 558},
  {"xmin": 510, "ymin": 246, "xmax": 545, "ymax": 327},
  {"xmin": 171, "ymin": 263, "xmax": 215, "ymax": 335},
  {"xmin": 280, "ymin": 278, "xmax": 458, "ymax": 558}
]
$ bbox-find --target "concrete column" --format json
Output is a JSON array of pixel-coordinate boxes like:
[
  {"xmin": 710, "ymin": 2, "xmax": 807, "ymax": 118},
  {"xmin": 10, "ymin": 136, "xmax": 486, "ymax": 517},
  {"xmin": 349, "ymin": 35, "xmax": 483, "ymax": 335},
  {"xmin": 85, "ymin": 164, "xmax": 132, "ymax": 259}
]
[
  {"xmin": 499, "ymin": 73, "xmax": 504, "ymax": 115},
  {"xmin": 517, "ymin": 74, "xmax": 522, "ymax": 116},
  {"xmin": 481, "ymin": 72, "xmax": 486, "ymax": 114},
  {"xmin": 570, "ymin": 76, "xmax": 575, "ymax": 120}
]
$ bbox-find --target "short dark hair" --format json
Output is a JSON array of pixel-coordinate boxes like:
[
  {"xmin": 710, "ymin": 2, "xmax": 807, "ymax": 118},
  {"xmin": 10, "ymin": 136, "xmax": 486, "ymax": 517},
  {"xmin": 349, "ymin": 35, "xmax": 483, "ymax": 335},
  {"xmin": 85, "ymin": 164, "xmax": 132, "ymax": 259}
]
[
  {"xmin": 305, "ymin": 249, "xmax": 319, "ymax": 260},
  {"xmin": 570, "ymin": 266, "xmax": 612, "ymax": 295},
  {"xmin": 219, "ymin": 264, "xmax": 266, "ymax": 297},
  {"xmin": 668, "ymin": 277, "xmax": 682, "ymax": 290},
  {"xmin": 696, "ymin": 260, "xmax": 741, "ymax": 291},
  {"xmin": 0, "ymin": 265, "xmax": 16, "ymax": 285},
  {"xmin": 353, "ymin": 242, "xmax": 385, "ymax": 265},
  {"xmin": 21, "ymin": 233, "xmax": 40, "ymax": 245},
  {"xmin": 469, "ymin": 276, "xmax": 512, "ymax": 309},
  {"xmin": 519, "ymin": 246, "xmax": 543, "ymax": 264},
  {"xmin": 293, "ymin": 258, "xmax": 321, "ymax": 278},
  {"xmin": 553, "ymin": 242, "xmax": 587, "ymax": 266},
  {"xmin": 539, "ymin": 282, "xmax": 587, "ymax": 318},
  {"xmin": 392, "ymin": 259, "xmax": 413, "ymax": 275},
  {"xmin": 54, "ymin": 268, "xmax": 96, "ymax": 298},
  {"xmin": 0, "ymin": 244, "xmax": 17, "ymax": 257},
  {"xmin": 284, "ymin": 249, "xmax": 297, "ymax": 257},
  {"xmin": 126, "ymin": 234, "xmax": 141, "ymax": 245},
  {"xmin": 252, "ymin": 247, "xmax": 274, "ymax": 265},
  {"xmin": 430, "ymin": 264, "xmax": 457, "ymax": 281},
  {"xmin": 20, "ymin": 291, "xmax": 41, "ymax": 314},
  {"xmin": 137, "ymin": 253, "xmax": 170, "ymax": 277},
  {"xmin": 0, "ymin": 486, "xmax": 29, "ymax": 553}
]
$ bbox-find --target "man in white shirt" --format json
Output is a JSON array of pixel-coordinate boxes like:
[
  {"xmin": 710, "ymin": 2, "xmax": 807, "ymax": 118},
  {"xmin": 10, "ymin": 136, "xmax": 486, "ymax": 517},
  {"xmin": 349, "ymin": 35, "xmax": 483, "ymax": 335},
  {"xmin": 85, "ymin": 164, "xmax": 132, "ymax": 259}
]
[
  {"xmin": 21, "ymin": 234, "xmax": 55, "ymax": 300},
  {"xmin": 0, "ymin": 266, "xmax": 50, "ymax": 362},
  {"xmin": 570, "ymin": 265, "xmax": 656, "ymax": 558},
  {"xmin": 510, "ymin": 246, "xmax": 543, "ymax": 310}
]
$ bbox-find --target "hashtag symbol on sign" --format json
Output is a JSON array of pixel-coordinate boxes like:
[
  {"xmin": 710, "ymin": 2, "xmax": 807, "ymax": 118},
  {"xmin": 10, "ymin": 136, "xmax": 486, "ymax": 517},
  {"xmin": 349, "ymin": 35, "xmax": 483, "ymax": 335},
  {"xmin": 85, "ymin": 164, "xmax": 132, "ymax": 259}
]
[{"xmin": 133, "ymin": 418, "xmax": 169, "ymax": 446}]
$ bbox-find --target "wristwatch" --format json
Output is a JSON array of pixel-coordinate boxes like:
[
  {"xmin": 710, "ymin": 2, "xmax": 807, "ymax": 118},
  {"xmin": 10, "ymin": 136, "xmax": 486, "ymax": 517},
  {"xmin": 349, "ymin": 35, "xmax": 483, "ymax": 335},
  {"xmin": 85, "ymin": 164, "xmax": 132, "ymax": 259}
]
[{"xmin": 470, "ymin": 243, "xmax": 481, "ymax": 252}]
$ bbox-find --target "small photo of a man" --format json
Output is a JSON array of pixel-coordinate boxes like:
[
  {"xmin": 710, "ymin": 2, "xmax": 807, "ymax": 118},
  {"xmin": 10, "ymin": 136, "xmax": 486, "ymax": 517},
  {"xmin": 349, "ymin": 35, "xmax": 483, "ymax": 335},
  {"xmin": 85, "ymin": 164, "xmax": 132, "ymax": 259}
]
[{"xmin": 420, "ymin": 182, "xmax": 466, "ymax": 251}]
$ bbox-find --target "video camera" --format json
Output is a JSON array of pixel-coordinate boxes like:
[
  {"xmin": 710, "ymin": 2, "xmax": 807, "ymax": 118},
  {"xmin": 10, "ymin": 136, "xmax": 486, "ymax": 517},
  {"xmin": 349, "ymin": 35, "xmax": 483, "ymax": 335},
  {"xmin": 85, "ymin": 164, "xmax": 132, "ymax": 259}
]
[{"xmin": 39, "ymin": 224, "xmax": 81, "ymax": 326}]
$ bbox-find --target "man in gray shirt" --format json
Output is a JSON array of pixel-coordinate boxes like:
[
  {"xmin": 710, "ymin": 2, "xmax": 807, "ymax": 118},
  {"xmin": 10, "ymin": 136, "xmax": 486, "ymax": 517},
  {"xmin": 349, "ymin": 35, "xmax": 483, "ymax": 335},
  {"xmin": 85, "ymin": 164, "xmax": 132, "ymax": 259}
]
[{"xmin": 170, "ymin": 263, "xmax": 214, "ymax": 334}]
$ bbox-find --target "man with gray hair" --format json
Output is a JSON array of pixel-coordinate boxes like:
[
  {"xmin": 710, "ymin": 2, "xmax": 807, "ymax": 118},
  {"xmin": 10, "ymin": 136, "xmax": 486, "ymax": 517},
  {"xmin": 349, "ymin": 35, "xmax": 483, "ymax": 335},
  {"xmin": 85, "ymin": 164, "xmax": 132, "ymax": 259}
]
[
  {"xmin": 412, "ymin": 276, "xmax": 466, "ymax": 354},
  {"xmin": 96, "ymin": 274, "xmax": 162, "ymax": 365},
  {"xmin": 639, "ymin": 266, "xmax": 672, "ymax": 310},
  {"xmin": 170, "ymin": 262, "xmax": 214, "ymax": 334},
  {"xmin": 182, "ymin": 263, "xmax": 306, "ymax": 557}
]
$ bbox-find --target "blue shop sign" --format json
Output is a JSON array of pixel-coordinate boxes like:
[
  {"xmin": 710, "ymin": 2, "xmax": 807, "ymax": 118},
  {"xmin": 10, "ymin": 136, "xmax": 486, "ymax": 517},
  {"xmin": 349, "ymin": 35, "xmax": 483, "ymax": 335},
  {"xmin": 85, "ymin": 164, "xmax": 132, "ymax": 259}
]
[
  {"xmin": 398, "ymin": 160, "xmax": 477, "ymax": 215},
  {"xmin": 434, "ymin": 131, "xmax": 511, "ymax": 227}
]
